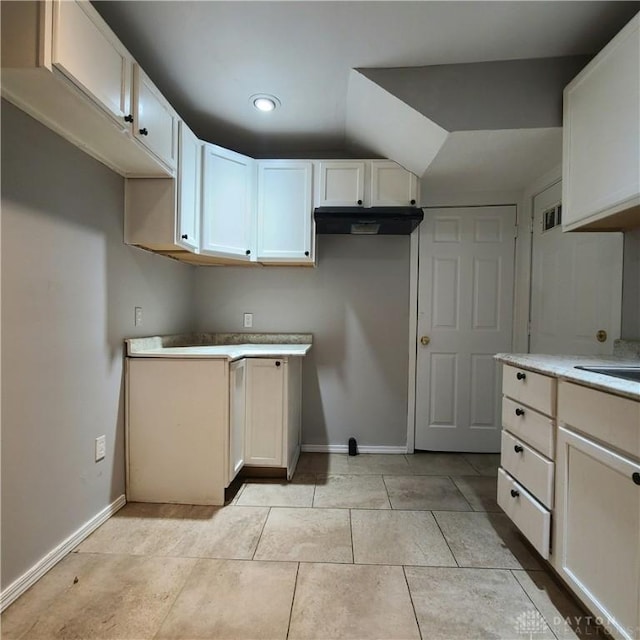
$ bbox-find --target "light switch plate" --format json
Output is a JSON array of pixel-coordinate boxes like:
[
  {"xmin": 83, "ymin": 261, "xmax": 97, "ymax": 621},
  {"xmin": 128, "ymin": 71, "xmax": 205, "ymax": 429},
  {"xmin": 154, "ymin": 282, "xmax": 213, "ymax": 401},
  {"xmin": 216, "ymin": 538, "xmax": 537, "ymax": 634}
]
[
  {"xmin": 95, "ymin": 435, "xmax": 106, "ymax": 462},
  {"xmin": 243, "ymin": 313, "xmax": 253, "ymax": 328},
  {"xmin": 135, "ymin": 307, "xmax": 143, "ymax": 326}
]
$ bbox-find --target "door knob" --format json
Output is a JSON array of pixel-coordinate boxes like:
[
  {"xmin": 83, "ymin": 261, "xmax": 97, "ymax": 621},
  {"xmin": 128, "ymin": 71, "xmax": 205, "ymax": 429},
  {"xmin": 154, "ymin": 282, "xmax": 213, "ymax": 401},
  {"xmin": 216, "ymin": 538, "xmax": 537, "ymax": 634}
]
[
  {"xmin": 420, "ymin": 336, "xmax": 430, "ymax": 346},
  {"xmin": 596, "ymin": 329, "xmax": 607, "ymax": 343}
]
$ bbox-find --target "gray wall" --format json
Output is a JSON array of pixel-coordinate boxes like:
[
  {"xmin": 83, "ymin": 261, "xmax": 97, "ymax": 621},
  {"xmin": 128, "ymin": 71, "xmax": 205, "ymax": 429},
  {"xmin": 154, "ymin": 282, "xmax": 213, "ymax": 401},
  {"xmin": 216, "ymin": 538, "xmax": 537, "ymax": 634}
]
[
  {"xmin": 622, "ymin": 227, "xmax": 640, "ymax": 339},
  {"xmin": 194, "ymin": 236, "xmax": 411, "ymax": 448},
  {"xmin": 1, "ymin": 102, "xmax": 195, "ymax": 590}
]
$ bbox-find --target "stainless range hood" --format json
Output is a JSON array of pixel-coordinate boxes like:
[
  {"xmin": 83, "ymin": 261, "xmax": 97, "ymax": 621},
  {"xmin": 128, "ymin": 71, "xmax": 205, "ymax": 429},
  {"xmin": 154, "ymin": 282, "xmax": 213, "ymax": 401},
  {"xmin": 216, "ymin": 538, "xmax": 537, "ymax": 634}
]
[{"xmin": 314, "ymin": 206, "xmax": 424, "ymax": 235}]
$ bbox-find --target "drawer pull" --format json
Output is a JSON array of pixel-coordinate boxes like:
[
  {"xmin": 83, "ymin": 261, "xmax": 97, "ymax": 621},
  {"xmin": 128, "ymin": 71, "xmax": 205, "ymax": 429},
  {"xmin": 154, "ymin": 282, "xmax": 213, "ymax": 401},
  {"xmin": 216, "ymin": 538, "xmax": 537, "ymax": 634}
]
[
  {"xmin": 510, "ymin": 489, "xmax": 520, "ymax": 498},
  {"xmin": 516, "ymin": 372, "xmax": 526, "ymax": 381},
  {"xmin": 633, "ymin": 472, "xmax": 640, "ymax": 486},
  {"xmin": 515, "ymin": 408, "xmax": 525, "ymax": 417},
  {"xmin": 514, "ymin": 444, "xmax": 524, "ymax": 453}
]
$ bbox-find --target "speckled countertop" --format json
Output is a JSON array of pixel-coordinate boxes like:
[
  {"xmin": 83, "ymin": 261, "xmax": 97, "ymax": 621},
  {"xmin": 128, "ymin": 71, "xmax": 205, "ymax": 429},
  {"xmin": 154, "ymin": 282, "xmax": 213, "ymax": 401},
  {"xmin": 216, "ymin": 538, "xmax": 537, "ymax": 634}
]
[
  {"xmin": 126, "ymin": 333, "xmax": 312, "ymax": 361},
  {"xmin": 495, "ymin": 353, "xmax": 639, "ymax": 401}
]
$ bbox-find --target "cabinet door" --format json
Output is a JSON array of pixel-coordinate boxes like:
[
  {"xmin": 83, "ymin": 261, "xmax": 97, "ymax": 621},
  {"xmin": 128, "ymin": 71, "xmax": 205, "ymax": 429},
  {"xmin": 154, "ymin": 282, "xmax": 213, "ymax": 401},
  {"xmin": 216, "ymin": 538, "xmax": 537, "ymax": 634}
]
[
  {"xmin": 52, "ymin": 0, "xmax": 132, "ymax": 128},
  {"xmin": 133, "ymin": 64, "xmax": 178, "ymax": 170},
  {"xmin": 201, "ymin": 144, "xmax": 255, "ymax": 260},
  {"xmin": 176, "ymin": 121, "xmax": 201, "ymax": 252},
  {"xmin": 245, "ymin": 359, "xmax": 285, "ymax": 467},
  {"xmin": 555, "ymin": 426, "xmax": 640, "ymax": 640},
  {"xmin": 370, "ymin": 160, "xmax": 418, "ymax": 206},
  {"xmin": 317, "ymin": 161, "xmax": 365, "ymax": 207},
  {"xmin": 229, "ymin": 359, "xmax": 246, "ymax": 484},
  {"xmin": 257, "ymin": 161, "xmax": 314, "ymax": 263},
  {"xmin": 562, "ymin": 14, "xmax": 640, "ymax": 229}
]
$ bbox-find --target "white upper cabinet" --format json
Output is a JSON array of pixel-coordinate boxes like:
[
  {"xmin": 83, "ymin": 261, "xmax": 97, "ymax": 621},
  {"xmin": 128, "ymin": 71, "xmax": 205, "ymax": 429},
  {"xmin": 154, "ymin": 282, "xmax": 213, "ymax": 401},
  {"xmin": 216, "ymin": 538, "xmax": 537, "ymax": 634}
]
[
  {"xmin": 257, "ymin": 161, "xmax": 314, "ymax": 263},
  {"xmin": 133, "ymin": 65, "xmax": 179, "ymax": 170},
  {"xmin": 201, "ymin": 144, "xmax": 256, "ymax": 261},
  {"xmin": 317, "ymin": 161, "xmax": 366, "ymax": 207},
  {"xmin": 370, "ymin": 160, "xmax": 419, "ymax": 206},
  {"xmin": 562, "ymin": 13, "xmax": 640, "ymax": 231},
  {"xmin": 1, "ymin": 0, "xmax": 176, "ymax": 177},
  {"xmin": 52, "ymin": 0, "xmax": 132, "ymax": 128},
  {"xmin": 176, "ymin": 121, "xmax": 201, "ymax": 252}
]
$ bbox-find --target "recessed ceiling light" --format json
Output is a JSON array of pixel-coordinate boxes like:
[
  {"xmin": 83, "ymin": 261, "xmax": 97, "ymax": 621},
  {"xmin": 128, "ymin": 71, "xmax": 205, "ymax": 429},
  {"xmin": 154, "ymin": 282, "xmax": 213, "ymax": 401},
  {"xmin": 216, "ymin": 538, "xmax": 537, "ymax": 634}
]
[{"xmin": 251, "ymin": 94, "xmax": 280, "ymax": 112}]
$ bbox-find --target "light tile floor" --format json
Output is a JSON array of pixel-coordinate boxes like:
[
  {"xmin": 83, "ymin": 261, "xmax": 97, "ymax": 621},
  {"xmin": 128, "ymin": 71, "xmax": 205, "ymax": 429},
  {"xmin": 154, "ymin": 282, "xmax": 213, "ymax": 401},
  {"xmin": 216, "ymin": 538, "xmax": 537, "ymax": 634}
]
[{"xmin": 1, "ymin": 453, "xmax": 609, "ymax": 640}]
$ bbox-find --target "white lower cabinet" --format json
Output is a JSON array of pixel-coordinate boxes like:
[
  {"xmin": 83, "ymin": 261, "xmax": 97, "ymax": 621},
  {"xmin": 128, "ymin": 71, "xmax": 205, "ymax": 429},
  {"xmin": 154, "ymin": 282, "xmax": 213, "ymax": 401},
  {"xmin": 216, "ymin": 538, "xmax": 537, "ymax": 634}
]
[
  {"xmin": 126, "ymin": 358, "xmax": 229, "ymax": 506},
  {"xmin": 229, "ymin": 359, "xmax": 246, "ymax": 484},
  {"xmin": 554, "ymin": 382, "xmax": 640, "ymax": 640},
  {"xmin": 243, "ymin": 357, "xmax": 302, "ymax": 479}
]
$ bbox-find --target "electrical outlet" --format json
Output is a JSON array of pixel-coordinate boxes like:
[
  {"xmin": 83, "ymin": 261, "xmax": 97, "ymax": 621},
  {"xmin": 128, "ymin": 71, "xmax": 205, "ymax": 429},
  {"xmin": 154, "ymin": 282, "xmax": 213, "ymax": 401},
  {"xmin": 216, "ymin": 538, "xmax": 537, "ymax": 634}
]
[
  {"xmin": 95, "ymin": 435, "xmax": 106, "ymax": 462},
  {"xmin": 135, "ymin": 307, "xmax": 143, "ymax": 326},
  {"xmin": 243, "ymin": 312, "xmax": 253, "ymax": 328}
]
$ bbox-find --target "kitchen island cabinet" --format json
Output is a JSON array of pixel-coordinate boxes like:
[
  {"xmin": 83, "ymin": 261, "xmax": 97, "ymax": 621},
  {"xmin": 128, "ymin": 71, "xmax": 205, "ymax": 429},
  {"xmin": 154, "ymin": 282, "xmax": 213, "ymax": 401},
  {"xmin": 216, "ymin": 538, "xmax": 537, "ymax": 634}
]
[{"xmin": 495, "ymin": 353, "xmax": 640, "ymax": 640}]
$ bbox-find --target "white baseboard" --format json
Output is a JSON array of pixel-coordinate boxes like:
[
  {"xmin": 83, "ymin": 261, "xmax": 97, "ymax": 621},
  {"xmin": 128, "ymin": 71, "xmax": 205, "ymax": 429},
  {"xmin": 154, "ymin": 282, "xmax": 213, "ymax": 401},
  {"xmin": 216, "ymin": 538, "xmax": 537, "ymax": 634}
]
[
  {"xmin": 301, "ymin": 444, "xmax": 407, "ymax": 454},
  {"xmin": 0, "ymin": 494, "xmax": 126, "ymax": 613}
]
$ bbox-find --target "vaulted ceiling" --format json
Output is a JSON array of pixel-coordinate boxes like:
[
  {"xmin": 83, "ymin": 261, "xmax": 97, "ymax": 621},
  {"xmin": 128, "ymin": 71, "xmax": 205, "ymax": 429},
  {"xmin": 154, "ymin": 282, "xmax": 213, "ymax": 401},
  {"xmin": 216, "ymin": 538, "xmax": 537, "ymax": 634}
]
[{"xmin": 93, "ymin": 1, "xmax": 639, "ymax": 186}]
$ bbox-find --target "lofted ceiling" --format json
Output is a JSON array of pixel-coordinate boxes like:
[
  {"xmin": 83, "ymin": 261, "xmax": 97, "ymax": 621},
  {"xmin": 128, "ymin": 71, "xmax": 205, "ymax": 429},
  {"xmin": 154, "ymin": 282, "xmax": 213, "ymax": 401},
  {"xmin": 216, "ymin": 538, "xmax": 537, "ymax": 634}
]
[{"xmin": 93, "ymin": 1, "xmax": 639, "ymax": 188}]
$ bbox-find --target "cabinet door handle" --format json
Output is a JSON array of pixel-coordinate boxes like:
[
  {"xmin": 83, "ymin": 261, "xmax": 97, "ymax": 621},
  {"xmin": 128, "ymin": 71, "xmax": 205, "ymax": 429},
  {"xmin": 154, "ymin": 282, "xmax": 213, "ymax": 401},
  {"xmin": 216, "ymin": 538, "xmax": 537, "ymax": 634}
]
[
  {"xmin": 633, "ymin": 472, "xmax": 640, "ymax": 486},
  {"xmin": 275, "ymin": 361, "xmax": 281, "ymax": 367},
  {"xmin": 516, "ymin": 372, "xmax": 526, "ymax": 381},
  {"xmin": 515, "ymin": 408, "xmax": 525, "ymax": 417},
  {"xmin": 304, "ymin": 251, "xmax": 310, "ymax": 257},
  {"xmin": 139, "ymin": 128, "xmax": 148, "ymax": 136},
  {"xmin": 410, "ymin": 199, "xmax": 416, "ymax": 205},
  {"xmin": 124, "ymin": 114, "xmax": 133, "ymax": 123},
  {"xmin": 514, "ymin": 444, "xmax": 524, "ymax": 453},
  {"xmin": 181, "ymin": 234, "xmax": 188, "ymax": 240},
  {"xmin": 357, "ymin": 199, "xmax": 363, "ymax": 205},
  {"xmin": 246, "ymin": 249, "xmax": 251, "ymax": 256},
  {"xmin": 510, "ymin": 489, "xmax": 520, "ymax": 498}
]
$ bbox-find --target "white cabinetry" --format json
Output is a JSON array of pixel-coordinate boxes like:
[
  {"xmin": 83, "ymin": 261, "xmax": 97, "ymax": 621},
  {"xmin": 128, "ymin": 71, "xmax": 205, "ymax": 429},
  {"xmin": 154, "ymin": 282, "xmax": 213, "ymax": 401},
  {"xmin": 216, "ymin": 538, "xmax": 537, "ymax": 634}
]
[
  {"xmin": 257, "ymin": 161, "xmax": 314, "ymax": 264},
  {"xmin": 370, "ymin": 160, "xmax": 419, "ymax": 206},
  {"xmin": 125, "ymin": 121, "xmax": 201, "ymax": 255},
  {"xmin": 1, "ymin": 0, "xmax": 175, "ymax": 177},
  {"xmin": 244, "ymin": 357, "xmax": 302, "ymax": 478},
  {"xmin": 52, "ymin": 0, "xmax": 131, "ymax": 128},
  {"xmin": 554, "ymin": 382, "xmax": 640, "ymax": 640},
  {"xmin": 201, "ymin": 144, "xmax": 256, "ymax": 261},
  {"xmin": 497, "ymin": 365, "xmax": 556, "ymax": 559},
  {"xmin": 126, "ymin": 358, "xmax": 229, "ymax": 506},
  {"xmin": 229, "ymin": 359, "xmax": 247, "ymax": 484},
  {"xmin": 317, "ymin": 161, "xmax": 366, "ymax": 206},
  {"xmin": 133, "ymin": 65, "xmax": 178, "ymax": 171},
  {"xmin": 562, "ymin": 13, "xmax": 640, "ymax": 231},
  {"xmin": 176, "ymin": 121, "xmax": 201, "ymax": 251}
]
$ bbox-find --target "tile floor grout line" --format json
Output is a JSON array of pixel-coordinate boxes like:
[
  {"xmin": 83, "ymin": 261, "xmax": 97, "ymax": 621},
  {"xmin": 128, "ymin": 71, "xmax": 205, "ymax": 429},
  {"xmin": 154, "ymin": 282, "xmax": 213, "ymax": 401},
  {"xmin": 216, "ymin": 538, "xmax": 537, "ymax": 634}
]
[
  {"xmin": 447, "ymin": 474, "xmax": 474, "ymax": 512},
  {"xmin": 149, "ymin": 556, "xmax": 201, "ymax": 640},
  {"xmin": 311, "ymin": 473, "xmax": 317, "ymax": 507},
  {"xmin": 381, "ymin": 474, "xmax": 394, "ymax": 509},
  {"xmin": 251, "ymin": 506, "xmax": 272, "ymax": 561},
  {"xmin": 348, "ymin": 509, "xmax": 355, "ymax": 564},
  {"xmin": 402, "ymin": 565, "xmax": 423, "ymax": 640},
  {"xmin": 285, "ymin": 562, "xmax": 301, "ymax": 640},
  {"xmin": 508, "ymin": 568, "xmax": 562, "ymax": 640},
  {"xmin": 431, "ymin": 510, "xmax": 460, "ymax": 568}
]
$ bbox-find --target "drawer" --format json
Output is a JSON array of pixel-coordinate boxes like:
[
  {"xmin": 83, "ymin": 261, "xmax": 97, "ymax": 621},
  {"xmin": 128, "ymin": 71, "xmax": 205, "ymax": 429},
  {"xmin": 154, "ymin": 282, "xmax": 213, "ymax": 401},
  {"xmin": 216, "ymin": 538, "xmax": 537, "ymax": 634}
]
[
  {"xmin": 502, "ymin": 365, "xmax": 555, "ymax": 417},
  {"xmin": 558, "ymin": 381, "xmax": 640, "ymax": 459},
  {"xmin": 497, "ymin": 468, "xmax": 551, "ymax": 559},
  {"xmin": 500, "ymin": 430, "xmax": 554, "ymax": 509},
  {"xmin": 502, "ymin": 397, "xmax": 554, "ymax": 458}
]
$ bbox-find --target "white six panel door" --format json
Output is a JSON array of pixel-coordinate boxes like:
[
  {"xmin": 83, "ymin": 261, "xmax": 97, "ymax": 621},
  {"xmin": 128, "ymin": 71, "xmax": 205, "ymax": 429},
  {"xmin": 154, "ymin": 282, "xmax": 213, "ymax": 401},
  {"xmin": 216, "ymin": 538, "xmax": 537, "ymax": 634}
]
[
  {"xmin": 415, "ymin": 206, "xmax": 516, "ymax": 452},
  {"xmin": 530, "ymin": 181, "xmax": 623, "ymax": 355}
]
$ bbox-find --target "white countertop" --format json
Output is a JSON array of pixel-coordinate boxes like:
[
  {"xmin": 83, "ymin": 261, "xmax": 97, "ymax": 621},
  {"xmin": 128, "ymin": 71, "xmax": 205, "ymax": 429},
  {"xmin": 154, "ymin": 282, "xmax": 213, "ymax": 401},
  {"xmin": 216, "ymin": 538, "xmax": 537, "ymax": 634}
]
[
  {"xmin": 128, "ymin": 343, "xmax": 312, "ymax": 361},
  {"xmin": 495, "ymin": 353, "xmax": 639, "ymax": 401}
]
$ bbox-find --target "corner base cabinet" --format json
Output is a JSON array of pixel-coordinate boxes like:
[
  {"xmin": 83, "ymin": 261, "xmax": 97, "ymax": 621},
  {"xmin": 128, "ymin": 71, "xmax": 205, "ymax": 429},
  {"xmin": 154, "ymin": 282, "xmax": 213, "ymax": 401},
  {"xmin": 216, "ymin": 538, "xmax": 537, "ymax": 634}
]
[{"xmin": 126, "ymin": 358, "xmax": 229, "ymax": 505}]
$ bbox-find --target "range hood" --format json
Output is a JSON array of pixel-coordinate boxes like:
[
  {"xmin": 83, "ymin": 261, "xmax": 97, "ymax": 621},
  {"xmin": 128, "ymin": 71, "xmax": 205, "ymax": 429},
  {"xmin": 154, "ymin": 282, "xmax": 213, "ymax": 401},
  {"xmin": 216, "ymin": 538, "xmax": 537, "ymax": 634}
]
[{"xmin": 314, "ymin": 206, "xmax": 424, "ymax": 235}]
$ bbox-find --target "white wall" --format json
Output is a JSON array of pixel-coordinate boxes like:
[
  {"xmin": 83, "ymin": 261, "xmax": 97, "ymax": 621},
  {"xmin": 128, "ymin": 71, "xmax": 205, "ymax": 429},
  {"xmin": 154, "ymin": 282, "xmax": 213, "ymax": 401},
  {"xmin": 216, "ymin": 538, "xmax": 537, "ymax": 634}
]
[
  {"xmin": 1, "ymin": 102, "xmax": 195, "ymax": 590},
  {"xmin": 194, "ymin": 235, "xmax": 411, "ymax": 449}
]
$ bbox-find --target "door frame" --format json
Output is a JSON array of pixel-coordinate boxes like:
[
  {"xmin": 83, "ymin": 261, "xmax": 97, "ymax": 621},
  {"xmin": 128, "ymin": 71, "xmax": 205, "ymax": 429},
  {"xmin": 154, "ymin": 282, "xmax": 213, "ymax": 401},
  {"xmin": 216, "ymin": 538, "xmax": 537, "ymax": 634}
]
[{"xmin": 406, "ymin": 181, "xmax": 552, "ymax": 452}]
